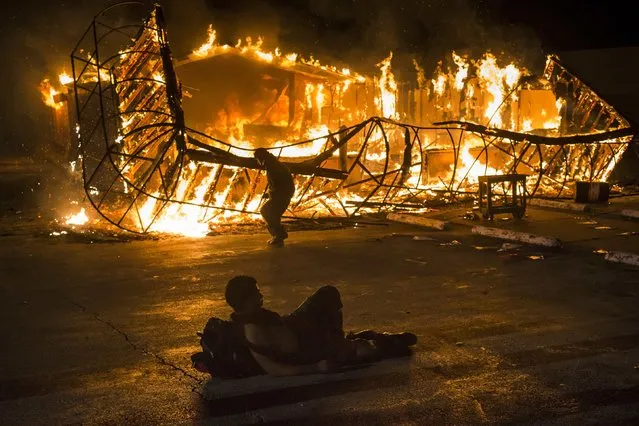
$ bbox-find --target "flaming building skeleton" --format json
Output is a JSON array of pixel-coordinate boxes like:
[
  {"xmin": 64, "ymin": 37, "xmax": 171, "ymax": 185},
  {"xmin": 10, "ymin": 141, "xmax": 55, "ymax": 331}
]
[{"xmin": 44, "ymin": 3, "xmax": 634, "ymax": 236}]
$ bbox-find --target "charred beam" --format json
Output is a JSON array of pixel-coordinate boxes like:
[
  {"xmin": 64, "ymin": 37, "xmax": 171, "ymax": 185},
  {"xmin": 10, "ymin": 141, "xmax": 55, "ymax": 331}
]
[
  {"xmin": 185, "ymin": 149, "xmax": 348, "ymax": 180},
  {"xmin": 433, "ymin": 120, "xmax": 634, "ymax": 146}
]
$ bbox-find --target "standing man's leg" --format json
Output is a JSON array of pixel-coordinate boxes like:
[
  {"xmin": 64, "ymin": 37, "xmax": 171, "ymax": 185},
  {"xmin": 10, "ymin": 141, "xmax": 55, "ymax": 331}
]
[
  {"xmin": 260, "ymin": 200, "xmax": 276, "ymax": 240},
  {"xmin": 261, "ymin": 196, "xmax": 290, "ymax": 245},
  {"xmin": 267, "ymin": 194, "xmax": 291, "ymax": 242}
]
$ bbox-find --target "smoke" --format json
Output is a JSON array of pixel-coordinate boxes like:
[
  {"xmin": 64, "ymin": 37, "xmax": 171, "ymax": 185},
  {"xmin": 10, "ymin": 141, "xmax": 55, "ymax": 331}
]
[
  {"xmin": 0, "ymin": 0, "xmax": 111, "ymax": 157},
  {"xmin": 199, "ymin": 0, "xmax": 545, "ymax": 77}
]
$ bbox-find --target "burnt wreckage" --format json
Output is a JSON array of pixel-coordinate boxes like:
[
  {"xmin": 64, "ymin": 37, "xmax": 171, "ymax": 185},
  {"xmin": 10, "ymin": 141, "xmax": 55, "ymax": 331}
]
[{"xmin": 65, "ymin": 3, "xmax": 635, "ymax": 233}]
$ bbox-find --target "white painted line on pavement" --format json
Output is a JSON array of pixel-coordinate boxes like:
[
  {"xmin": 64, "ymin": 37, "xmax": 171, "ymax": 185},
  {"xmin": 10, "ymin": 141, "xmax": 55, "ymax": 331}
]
[
  {"xmin": 386, "ymin": 213, "xmax": 448, "ymax": 230},
  {"xmin": 471, "ymin": 225, "xmax": 562, "ymax": 248}
]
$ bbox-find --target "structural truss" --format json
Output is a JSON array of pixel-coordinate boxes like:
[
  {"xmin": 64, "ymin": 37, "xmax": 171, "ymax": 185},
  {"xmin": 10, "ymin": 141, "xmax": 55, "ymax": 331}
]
[{"xmin": 70, "ymin": 3, "xmax": 635, "ymax": 233}]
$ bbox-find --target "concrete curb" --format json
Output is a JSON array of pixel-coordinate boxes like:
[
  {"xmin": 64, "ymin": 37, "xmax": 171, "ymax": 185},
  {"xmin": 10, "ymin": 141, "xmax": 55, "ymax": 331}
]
[
  {"xmin": 604, "ymin": 251, "xmax": 639, "ymax": 267},
  {"xmin": 471, "ymin": 225, "xmax": 562, "ymax": 248},
  {"xmin": 621, "ymin": 209, "xmax": 639, "ymax": 219},
  {"xmin": 529, "ymin": 198, "xmax": 590, "ymax": 212},
  {"xmin": 386, "ymin": 213, "xmax": 448, "ymax": 230}
]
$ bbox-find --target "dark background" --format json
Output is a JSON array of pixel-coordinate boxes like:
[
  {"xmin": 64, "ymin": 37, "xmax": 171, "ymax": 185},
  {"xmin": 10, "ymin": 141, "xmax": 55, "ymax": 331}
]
[{"xmin": 1, "ymin": 0, "xmax": 636, "ymax": 158}]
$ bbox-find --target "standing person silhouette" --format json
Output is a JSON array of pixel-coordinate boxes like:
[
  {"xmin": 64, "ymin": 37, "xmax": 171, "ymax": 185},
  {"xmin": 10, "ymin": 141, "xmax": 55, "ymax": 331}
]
[{"xmin": 254, "ymin": 148, "xmax": 295, "ymax": 247}]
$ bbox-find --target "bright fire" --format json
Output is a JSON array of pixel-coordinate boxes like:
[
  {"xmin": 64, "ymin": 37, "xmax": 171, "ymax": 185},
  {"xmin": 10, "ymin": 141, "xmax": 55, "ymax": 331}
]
[
  {"xmin": 59, "ymin": 72, "xmax": 73, "ymax": 85},
  {"xmin": 375, "ymin": 52, "xmax": 398, "ymax": 119},
  {"xmin": 187, "ymin": 24, "xmax": 365, "ymax": 83},
  {"xmin": 477, "ymin": 53, "xmax": 522, "ymax": 128},
  {"xmin": 452, "ymin": 52, "xmax": 469, "ymax": 91},
  {"xmin": 135, "ymin": 163, "xmax": 264, "ymax": 238},
  {"xmin": 46, "ymin": 12, "xmax": 627, "ymax": 237},
  {"xmin": 65, "ymin": 208, "xmax": 89, "ymax": 226},
  {"xmin": 39, "ymin": 79, "xmax": 62, "ymax": 109},
  {"xmin": 39, "ymin": 71, "xmax": 75, "ymax": 109}
]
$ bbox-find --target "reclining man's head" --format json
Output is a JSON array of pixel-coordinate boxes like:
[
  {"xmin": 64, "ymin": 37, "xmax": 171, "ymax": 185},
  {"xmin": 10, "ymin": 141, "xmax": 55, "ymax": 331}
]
[{"xmin": 225, "ymin": 275, "xmax": 263, "ymax": 313}]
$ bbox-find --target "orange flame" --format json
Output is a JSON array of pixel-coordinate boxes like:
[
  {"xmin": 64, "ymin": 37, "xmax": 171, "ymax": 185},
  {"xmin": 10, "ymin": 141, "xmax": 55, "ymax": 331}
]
[
  {"xmin": 39, "ymin": 79, "xmax": 63, "ymax": 109},
  {"xmin": 59, "ymin": 72, "xmax": 73, "ymax": 85},
  {"xmin": 55, "ymin": 19, "xmax": 619, "ymax": 237},
  {"xmin": 477, "ymin": 53, "xmax": 521, "ymax": 128},
  {"xmin": 189, "ymin": 24, "xmax": 365, "ymax": 82},
  {"xmin": 65, "ymin": 208, "xmax": 89, "ymax": 226},
  {"xmin": 375, "ymin": 52, "xmax": 398, "ymax": 119}
]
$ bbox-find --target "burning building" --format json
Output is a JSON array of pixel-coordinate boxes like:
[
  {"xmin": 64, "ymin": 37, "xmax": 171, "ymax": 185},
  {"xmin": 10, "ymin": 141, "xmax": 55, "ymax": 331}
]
[{"xmin": 42, "ymin": 3, "xmax": 635, "ymax": 236}]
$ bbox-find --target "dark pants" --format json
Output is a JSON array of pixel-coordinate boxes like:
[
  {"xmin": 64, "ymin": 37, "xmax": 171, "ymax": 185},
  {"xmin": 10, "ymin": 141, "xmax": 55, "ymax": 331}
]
[
  {"xmin": 260, "ymin": 193, "xmax": 292, "ymax": 239},
  {"xmin": 283, "ymin": 286, "xmax": 346, "ymax": 363},
  {"xmin": 284, "ymin": 286, "xmax": 412, "ymax": 365}
]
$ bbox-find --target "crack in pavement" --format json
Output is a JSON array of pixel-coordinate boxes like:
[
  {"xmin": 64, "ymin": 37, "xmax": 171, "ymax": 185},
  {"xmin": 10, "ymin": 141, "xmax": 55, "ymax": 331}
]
[{"xmin": 66, "ymin": 297, "xmax": 206, "ymax": 399}]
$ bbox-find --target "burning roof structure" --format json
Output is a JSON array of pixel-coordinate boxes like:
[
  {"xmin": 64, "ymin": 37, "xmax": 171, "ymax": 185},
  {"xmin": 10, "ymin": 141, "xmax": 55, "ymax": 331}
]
[{"xmin": 44, "ymin": 3, "xmax": 635, "ymax": 236}]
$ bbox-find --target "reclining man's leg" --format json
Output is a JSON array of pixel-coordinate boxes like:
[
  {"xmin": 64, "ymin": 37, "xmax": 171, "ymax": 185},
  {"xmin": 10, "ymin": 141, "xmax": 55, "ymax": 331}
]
[
  {"xmin": 285, "ymin": 286, "xmax": 417, "ymax": 365},
  {"xmin": 287, "ymin": 285, "xmax": 343, "ymax": 333},
  {"xmin": 284, "ymin": 286, "xmax": 346, "ymax": 361}
]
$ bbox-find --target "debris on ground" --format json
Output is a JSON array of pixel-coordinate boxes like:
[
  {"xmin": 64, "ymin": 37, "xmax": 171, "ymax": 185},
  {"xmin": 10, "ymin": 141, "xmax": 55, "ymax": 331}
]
[
  {"xmin": 44, "ymin": 227, "xmax": 157, "ymax": 243},
  {"xmin": 405, "ymin": 258, "xmax": 428, "ymax": 265},
  {"xmin": 389, "ymin": 232, "xmax": 423, "ymax": 238},
  {"xmin": 497, "ymin": 243, "xmax": 521, "ymax": 252},
  {"xmin": 440, "ymin": 240, "xmax": 462, "ymax": 246},
  {"xmin": 463, "ymin": 210, "xmax": 479, "ymax": 221},
  {"xmin": 413, "ymin": 235, "xmax": 437, "ymax": 241}
]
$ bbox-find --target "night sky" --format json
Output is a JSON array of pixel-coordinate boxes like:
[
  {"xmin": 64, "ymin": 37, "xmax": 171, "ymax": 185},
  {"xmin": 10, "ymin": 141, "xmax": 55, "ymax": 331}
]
[{"xmin": 1, "ymin": 0, "xmax": 636, "ymax": 158}]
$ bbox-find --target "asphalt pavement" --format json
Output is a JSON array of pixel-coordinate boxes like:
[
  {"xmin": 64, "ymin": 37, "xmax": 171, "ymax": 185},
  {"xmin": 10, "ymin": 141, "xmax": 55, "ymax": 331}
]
[{"xmin": 1, "ymin": 170, "xmax": 639, "ymax": 425}]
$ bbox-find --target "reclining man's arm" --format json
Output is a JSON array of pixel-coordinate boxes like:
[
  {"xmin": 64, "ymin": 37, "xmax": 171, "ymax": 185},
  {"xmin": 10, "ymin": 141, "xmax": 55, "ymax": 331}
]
[{"xmin": 244, "ymin": 323, "xmax": 326, "ymax": 376}]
